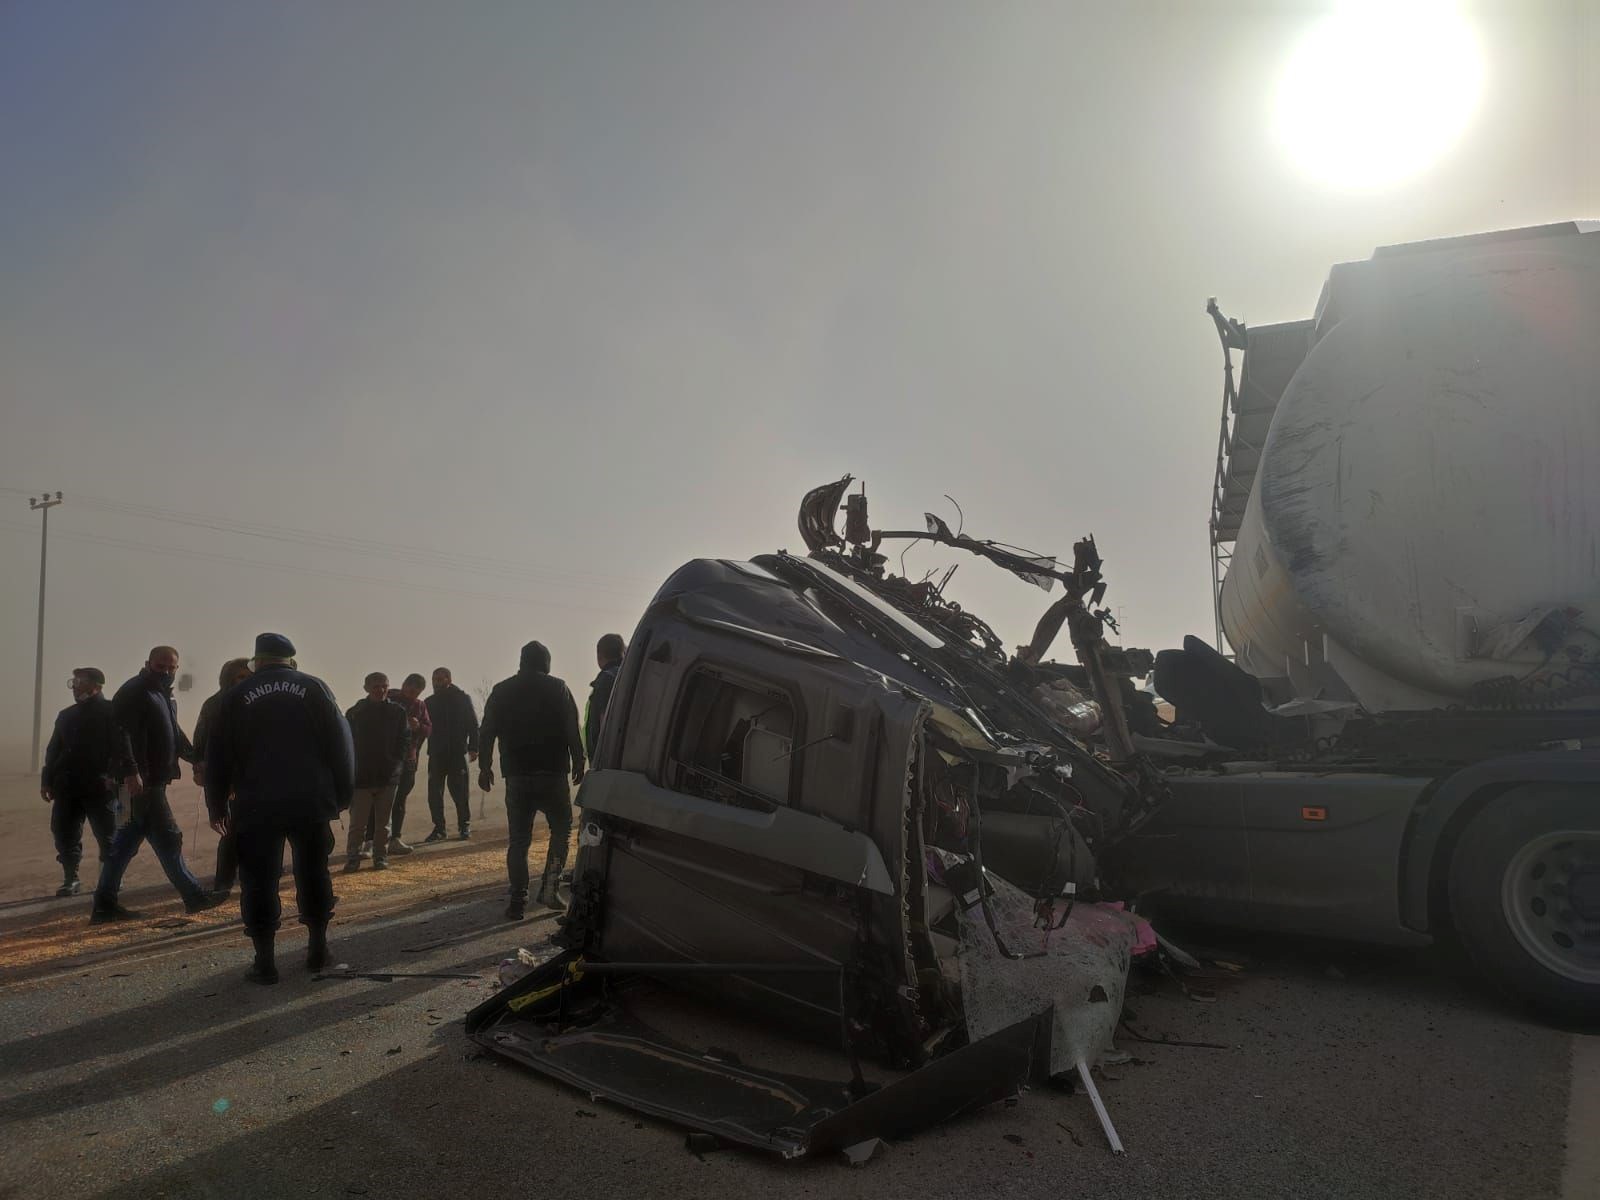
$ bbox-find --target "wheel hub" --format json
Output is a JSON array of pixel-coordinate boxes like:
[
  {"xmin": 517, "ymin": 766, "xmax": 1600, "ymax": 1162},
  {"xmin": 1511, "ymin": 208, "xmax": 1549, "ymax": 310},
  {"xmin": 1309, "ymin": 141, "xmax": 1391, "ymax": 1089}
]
[
  {"xmin": 1501, "ymin": 830, "xmax": 1600, "ymax": 985},
  {"xmin": 1572, "ymin": 865, "xmax": 1600, "ymax": 924}
]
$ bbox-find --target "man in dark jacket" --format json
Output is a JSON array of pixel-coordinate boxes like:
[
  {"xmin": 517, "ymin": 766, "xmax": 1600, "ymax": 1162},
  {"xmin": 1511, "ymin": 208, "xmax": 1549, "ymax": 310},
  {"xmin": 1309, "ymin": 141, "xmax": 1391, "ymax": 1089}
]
[
  {"xmin": 423, "ymin": 667, "xmax": 477, "ymax": 842},
  {"xmin": 204, "ymin": 633, "xmax": 354, "ymax": 984},
  {"xmin": 91, "ymin": 646, "xmax": 221, "ymax": 922},
  {"xmin": 41, "ymin": 667, "xmax": 124, "ymax": 897},
  {"xmin": 584, "ymin": 633, "xmax": 626, "ymax": 761},
  {"xmin": 192, "ymin": 657, "xmax": 252, "ymax": 898},
  {"xmin": 344, "ymin": 672, "xmax": 409, "ymax": 871},
  {"xmin": 478, "ymin": 641, "xmax": 585, "ymax": 918}
]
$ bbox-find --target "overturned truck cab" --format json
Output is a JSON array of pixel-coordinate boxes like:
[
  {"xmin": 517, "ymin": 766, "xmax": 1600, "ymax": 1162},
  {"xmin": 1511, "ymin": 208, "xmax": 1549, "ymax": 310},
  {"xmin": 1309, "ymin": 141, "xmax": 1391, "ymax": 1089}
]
[{"xmin": 467, "ymin": 477, "xmax": 1168, "ymax": 1157}]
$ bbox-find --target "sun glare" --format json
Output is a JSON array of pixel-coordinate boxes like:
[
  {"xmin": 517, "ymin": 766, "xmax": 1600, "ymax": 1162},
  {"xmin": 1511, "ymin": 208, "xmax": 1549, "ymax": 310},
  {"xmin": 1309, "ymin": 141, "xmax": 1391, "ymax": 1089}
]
[{"xmin": 1274, "ymin": 2, "xmax": 1485, "ymax": 192}]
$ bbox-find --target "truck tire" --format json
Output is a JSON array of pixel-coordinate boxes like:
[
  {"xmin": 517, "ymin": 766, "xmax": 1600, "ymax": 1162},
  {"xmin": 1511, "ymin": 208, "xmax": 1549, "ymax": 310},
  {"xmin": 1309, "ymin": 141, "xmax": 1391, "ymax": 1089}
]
[{"xmin": 1448, "ymin": 785, "xmax": 1600, "ymax": 1025}]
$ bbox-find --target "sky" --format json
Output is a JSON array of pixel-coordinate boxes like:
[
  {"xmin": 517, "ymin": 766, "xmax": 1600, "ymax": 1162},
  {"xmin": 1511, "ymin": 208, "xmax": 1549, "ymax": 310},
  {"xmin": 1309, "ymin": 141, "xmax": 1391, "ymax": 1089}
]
[{"xmin": 1, "ymin": 1, "xmax": 1595, "ymax": 769}]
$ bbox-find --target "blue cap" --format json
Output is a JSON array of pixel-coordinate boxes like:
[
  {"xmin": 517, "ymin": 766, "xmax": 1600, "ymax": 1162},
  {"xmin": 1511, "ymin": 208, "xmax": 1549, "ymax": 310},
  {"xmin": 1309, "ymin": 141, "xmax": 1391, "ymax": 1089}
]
[{"xmin": 254, "ymin": 632, "xmax": 296, "ymax": 658}]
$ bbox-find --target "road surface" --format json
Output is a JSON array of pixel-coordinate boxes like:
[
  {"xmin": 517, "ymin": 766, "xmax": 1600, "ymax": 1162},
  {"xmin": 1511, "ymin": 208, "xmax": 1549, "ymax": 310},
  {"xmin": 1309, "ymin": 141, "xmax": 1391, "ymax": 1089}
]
[{"xmin": 0, "ymin": 823, "xmax": 1593, "ymax": 1200}]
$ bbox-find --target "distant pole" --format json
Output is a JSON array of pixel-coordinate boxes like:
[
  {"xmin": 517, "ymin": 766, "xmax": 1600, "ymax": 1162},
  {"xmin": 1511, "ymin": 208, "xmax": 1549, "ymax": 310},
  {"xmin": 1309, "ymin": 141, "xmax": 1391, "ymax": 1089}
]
[{"xmin": 29, "ymin": 491, "xmax": 63, "ymax": 775}]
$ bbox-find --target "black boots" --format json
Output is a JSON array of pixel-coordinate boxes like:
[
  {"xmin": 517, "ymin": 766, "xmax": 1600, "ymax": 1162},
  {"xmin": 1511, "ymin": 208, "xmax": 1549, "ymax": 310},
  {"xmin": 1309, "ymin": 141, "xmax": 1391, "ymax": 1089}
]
[
  {"xmin": 246, "ymin": 926, "xmax": 325, "ymax": 983},
  {"xmin": 505, "ymin": 898, "xmax": 526, "ymax": 921},
  {"xmin": 246, "ymin": 935, "xmax": 279, "ymax": 985},
  {"xmin": 56, "ymin": 871, "xmax": 81, "ymax": 898},
  {"xmin": 306, "ymin": 923, "xmax": 330, "ymax": 972},
  {"xmin": 89, "ymin": 902, "xmax": 142, "ymax": 924}
]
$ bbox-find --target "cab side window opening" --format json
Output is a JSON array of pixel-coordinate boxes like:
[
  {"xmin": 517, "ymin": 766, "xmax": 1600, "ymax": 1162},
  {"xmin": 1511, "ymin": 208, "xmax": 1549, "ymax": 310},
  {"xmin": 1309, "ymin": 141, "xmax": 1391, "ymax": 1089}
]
[{"xmin": 670, "ymin": 670, "xmax": 796, "ymax": 808}]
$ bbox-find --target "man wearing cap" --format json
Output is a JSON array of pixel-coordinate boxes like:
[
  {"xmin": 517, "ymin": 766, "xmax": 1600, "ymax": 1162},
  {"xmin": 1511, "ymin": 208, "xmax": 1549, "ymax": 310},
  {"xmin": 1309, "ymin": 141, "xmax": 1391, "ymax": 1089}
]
[
  {"xmin": 41, "ymin": 667, "xmax": 124, "ymax": 898},
  {"xmin": 204, "ymin": 633, "xmax": 354, "ymax": 984},
  {"xmin": 91, "ymin": 646, "xmax": 222, "ymax": 922},
  {"xmin": 344, "ymin": 672, "xmax": 409, "ymax": 872}
]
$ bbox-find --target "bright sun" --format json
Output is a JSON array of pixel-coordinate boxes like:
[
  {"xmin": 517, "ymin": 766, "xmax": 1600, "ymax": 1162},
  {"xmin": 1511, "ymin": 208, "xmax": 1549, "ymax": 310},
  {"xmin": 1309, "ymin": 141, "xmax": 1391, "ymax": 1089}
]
[{"xmin": 1275, "ymin": 2, "xmax": 1485, "ymax": 192}]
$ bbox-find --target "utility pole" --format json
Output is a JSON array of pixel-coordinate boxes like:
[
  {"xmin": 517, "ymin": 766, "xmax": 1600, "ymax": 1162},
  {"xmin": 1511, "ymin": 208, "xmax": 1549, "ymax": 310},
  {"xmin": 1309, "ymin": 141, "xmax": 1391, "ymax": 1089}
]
[{"xmin": 29, "ymin": 492, "xmax": 63, "ymax": 776}]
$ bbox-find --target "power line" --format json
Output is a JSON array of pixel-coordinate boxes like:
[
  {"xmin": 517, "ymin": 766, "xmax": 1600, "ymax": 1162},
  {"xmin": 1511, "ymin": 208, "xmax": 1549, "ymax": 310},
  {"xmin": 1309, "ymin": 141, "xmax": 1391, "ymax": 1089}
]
[
  {"xmin": 0, "ymin": 486, "xmax": 652, "ymax": 595},
  {"xmin": 0, "ymin": 519, "xmax": 642, "ymax": 618}
]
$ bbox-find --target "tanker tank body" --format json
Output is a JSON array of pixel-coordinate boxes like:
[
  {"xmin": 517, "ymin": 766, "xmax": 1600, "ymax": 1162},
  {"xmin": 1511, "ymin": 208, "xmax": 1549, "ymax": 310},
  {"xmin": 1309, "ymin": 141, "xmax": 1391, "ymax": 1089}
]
[
  {"xmin": 1214, "ymin": 221, "xmax": 1600, "ymax": 714},
  {"xmin": 1134, "ymin": 224, "xmax": 1600, "ymax": 1025}
]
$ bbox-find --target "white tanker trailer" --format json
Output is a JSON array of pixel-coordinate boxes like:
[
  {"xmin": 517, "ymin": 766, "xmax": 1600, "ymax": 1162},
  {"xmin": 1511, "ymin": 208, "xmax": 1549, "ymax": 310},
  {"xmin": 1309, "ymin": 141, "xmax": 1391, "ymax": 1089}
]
[
  {"xmin": 1124, "ymin": 222, "xmax": 1600, "ymax": 1023},
  {"xmin": 1217, "ymin": 220, "xmax": 1600, "ymax": 713}
]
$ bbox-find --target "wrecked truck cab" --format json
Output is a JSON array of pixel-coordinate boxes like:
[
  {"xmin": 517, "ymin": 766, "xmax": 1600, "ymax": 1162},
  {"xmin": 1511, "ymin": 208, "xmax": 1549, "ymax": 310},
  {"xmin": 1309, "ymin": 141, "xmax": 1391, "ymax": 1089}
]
[{"xmin": 469, "ymin": 534, "xmax": 1163, "ymax": 1157}]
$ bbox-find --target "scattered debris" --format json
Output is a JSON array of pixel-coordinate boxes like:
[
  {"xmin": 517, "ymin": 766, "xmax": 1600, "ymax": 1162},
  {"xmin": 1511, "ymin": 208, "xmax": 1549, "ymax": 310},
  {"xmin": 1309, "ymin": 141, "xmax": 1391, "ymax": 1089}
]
[
  {"xmin": 1056, "ymin": 1120, "xmax": 1084, "ymax": 1148},
  {"xmin": 314, "ymin": 970, "xmax": 482, "ymax": 983},
  {"xmin": 685, "ymin": 1132, "xmax": 724, "ymax": 1160},
  {"xmin": 841, "ymin": 1138, "xmax": 884, "ymax": 1166},
  {"xmin": 1119, "ymin": 1021, "xmax": 1229, "ymax": 1051},
  {"xmin": 1003, "ymin": 1133, "xmax": 1025, "ymax": 1146},
  {"xmin": 386, "ymin": 1046, "xmax": 402, "ymax": 1055}
]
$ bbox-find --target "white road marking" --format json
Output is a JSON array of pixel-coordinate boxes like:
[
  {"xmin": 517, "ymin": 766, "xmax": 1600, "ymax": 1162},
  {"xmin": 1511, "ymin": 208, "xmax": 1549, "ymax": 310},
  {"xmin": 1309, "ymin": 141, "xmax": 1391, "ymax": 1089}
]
[{"xmin": 1565, "ymin": 1034, "xmax": 1600, "ymax": 1200}]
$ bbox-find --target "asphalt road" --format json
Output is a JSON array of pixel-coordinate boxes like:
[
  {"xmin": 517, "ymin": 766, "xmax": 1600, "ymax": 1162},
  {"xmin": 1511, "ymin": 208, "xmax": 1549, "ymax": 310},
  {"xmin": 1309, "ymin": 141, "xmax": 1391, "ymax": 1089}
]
[{"xmin": 0, "ymin": 841, "xmax": 1593, "ymax": 1200}]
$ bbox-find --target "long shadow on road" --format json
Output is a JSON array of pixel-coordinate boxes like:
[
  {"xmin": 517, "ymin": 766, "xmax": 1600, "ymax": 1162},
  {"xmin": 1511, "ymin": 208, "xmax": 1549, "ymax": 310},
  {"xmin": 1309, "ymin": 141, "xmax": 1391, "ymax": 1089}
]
[{"xmin": 0, "ymin": 894, "xmax": 512, "ymax": 1087}]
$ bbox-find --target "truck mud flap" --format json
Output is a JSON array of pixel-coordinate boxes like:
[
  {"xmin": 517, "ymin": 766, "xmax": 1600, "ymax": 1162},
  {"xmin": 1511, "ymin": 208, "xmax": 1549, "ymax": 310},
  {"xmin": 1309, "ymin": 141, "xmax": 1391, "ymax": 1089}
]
[{"xmin": 465, "ymin": 950, "xmax": 1047, "ymax": 1159}]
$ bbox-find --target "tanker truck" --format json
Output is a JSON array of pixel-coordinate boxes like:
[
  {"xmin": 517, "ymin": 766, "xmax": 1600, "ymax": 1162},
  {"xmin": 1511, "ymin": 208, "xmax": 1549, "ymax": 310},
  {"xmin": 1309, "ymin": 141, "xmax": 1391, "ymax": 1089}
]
[
  {"xmin": 1127, "ymin": 220, "xmax": 1600, "ymax": 1022},
  {"xmin": 472, "ymin": 232, "xmax": 1595, "ymax": 1145}
]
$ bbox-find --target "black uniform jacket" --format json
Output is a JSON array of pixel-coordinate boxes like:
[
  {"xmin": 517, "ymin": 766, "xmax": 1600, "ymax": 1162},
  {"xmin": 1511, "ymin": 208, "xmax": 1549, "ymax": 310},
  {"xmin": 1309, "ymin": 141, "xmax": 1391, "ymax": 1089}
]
[
  {"xmin": 203, "ymin": 665, "xmax": 355, "ymax": 830},
  {"xmin": 43, "ymin": 695, "xmax": 126, "ymax": 798}
]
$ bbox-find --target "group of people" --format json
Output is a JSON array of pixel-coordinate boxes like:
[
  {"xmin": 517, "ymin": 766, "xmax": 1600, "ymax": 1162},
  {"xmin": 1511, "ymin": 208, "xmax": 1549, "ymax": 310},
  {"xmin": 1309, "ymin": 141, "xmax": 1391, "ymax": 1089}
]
[{"xmin": 40, "ymin": 630, "xmax": 626, "ymax": 983}]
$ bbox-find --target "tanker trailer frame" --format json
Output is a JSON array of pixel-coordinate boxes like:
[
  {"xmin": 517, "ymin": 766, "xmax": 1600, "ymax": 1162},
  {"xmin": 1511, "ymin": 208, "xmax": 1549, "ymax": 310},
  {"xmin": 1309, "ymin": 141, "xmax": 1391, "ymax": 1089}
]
[{"xmin": 1143, "ymin": 223, "xmax": 1600, "ymax": 1025}]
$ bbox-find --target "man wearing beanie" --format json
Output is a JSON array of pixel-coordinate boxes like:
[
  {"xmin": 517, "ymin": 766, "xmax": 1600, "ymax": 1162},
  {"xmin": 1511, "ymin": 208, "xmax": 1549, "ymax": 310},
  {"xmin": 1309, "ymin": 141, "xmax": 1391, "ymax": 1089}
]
[
  {"xmin": 203, "ymin": 633, "xmax": 354, "ymax": 984},
  {"xmin": 41, "ymin": 667, "xmax": 123, "ymax": 898},
  {"xmin": 477, "ymin": 640, "xmax": 585, "ymax": 919}
]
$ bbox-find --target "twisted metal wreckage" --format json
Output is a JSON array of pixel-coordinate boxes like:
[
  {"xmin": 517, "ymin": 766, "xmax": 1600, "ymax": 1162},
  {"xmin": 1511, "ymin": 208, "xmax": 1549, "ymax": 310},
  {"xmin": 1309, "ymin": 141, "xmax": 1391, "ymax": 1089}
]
[{"xmin": 467, "ymin": 476, "xmax": 1181, "ymax": 1159}]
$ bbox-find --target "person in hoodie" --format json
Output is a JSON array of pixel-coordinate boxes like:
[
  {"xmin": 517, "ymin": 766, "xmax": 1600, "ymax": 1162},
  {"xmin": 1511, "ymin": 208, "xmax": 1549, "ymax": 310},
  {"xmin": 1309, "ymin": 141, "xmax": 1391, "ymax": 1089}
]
[
  {"xmin": 91, "ymin": 646, "xmax": 222, "ymax": 922},
  {"xmin": 41, "ymin": 668, "xmax": 125, "ymax": 898},
  {"xmin": 584, "ymin": 634, "xmax": 626, "ymax": 761},
  {"xmin": 204, "ymin": 633, "xmax": 354, "ymax": 985},
  {"xmin": 343, "ymin": 672, "xmax": 409, "ymax": 872},
  {"xmin": 191, "ymin": 657, "xmax": 253, "ymax": 898},
  {"xmin": 477, "ymin": 641, "xmax": 585, "ymax": 918},
  {"xmin": 423, "ymin": 667, "xmax": 478, "ymax": 842}
]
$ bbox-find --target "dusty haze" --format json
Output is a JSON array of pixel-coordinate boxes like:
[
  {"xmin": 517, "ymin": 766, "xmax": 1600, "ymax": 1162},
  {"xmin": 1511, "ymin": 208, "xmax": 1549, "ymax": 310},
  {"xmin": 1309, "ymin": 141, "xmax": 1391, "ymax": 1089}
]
[{"xmin": 2, "ymin": 2, "xmax": 1596, "ymax": 770}]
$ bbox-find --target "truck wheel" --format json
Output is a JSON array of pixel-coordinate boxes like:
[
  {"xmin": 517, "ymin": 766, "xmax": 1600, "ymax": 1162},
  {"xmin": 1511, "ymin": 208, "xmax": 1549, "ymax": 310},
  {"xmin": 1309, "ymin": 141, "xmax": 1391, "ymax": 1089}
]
[{"xmin": 1448, "ymin": 785, "xmax": 1600, "ymax": 1024}]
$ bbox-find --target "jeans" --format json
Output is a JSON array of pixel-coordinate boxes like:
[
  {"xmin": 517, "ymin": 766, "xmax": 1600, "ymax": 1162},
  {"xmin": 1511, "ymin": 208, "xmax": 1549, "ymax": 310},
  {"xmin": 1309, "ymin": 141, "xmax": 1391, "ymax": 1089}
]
[
  {"xmin": 386, "ymin": 764, "xmax": 418, "ymax": 842},
  {"xmin": 427, "ymin": 757, "xmax": 470, "ymax": 833},
  {"xmin": 505, "ymin": 773, "xmax": 572, "ymax": 901},
  {"xmin": 347, "ymin": 784, "xmax": 397, "ymax": 862},
  {"xmin": 51, "ymin": 788, "xmax": 117, "ymax": 878},
  {"xmin": 94, "ymin": 785, "xmax": 206, "ymax": 909},
  {"xmin": 236, "ymin": 821, "xmax": 336, "ymax": 937}
]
